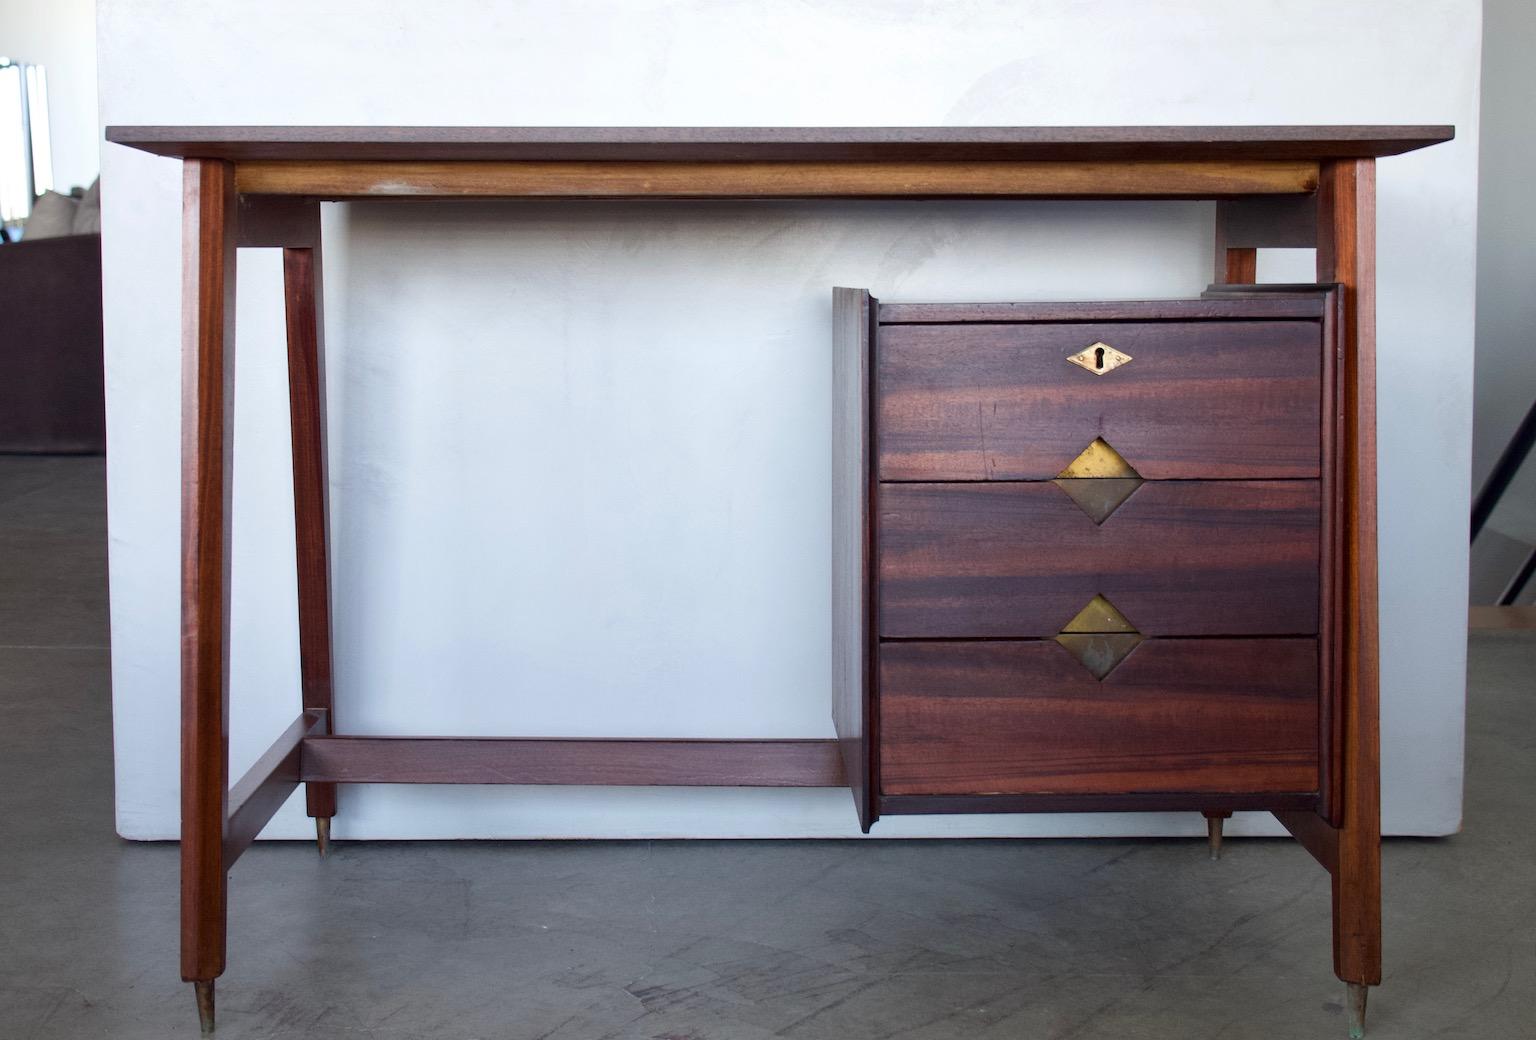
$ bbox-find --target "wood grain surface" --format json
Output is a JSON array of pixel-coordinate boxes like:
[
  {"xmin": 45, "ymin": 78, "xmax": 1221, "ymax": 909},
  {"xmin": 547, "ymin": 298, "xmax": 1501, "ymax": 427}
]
[
  {"xmin": 282, "ymin": 239, "xmax": 339, "ymax": 822},
  {"xmin": 882, "ymin": 790, "xmax": 1319, "ymax": 815},
  {"xmin": 831, "ymin": 287, "xmax": 877, "ymax": 831},
  {"xmin": 1195, "ymin": 289, "xmax": 1347, "ymax": 823},
  {"xmin": 229, "ymin": 159, "xmax": 1319, "ymax": 199},
  {"xmin": 877, "ymin": 320, "xmax": 1322, "ymax": 480},
  {"xmin": 877, "ymin": 296, "xmax": 1325, "ymax": 324},
  {"xmin": 1224, "ymin": 248, "xmax": 1259, "ymax": 283},
  {"xmin": 223, "ymin": 712, "xmax": 323, "ymax": 867},
  {"xmin": 880, "ymin": 638, "xmax": 1320, "ymax": 797},
  {"xmin": 105, "ymin": 124, "xmax": 1453, "ymax": 162},
  {"xmin": 878, "ymin": 481, "xmax": 1320, "ymax": 637},
  {"xmin": 179, "ymin": 159, "xmax": 237, "ymax": 985},
  {"xmin": 299, "ymin": 738, "xmax": 846, "ymax": 787},
  {"xmin": 1317, "ymin": 157, "xmax": 1382, "ymax": 989}
]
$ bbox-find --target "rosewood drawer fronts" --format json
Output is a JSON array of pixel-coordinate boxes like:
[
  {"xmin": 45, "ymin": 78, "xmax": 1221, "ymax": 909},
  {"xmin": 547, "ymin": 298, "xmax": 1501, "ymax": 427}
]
[
  {"xmin": 879, "ymin": 638, "xmax": 1320, "ymax": 799},
  {"xmin": 832, "ymin": 286, "xmax": 1343, "ymax": 830},
  {"xmin": 877, "ymin": 320, "xmax": 1323, "ymax": 481},
  {"xmin": 879, "ymin": 480, "xmax": 1321, "ymax": 638}
]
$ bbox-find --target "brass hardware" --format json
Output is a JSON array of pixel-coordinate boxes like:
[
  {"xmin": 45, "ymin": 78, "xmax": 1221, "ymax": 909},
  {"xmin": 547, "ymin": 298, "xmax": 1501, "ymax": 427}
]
[
  {"xmin": 1067, "ymin": 341, "xmax": 1132, "ymax": 375},
  {"xmin": 316, "ymin": 816, "xmax": 331, "ymax": 858},
  {"xmin": 1055, "ymin": 633, "xmax": 1143, "ymax": 679},
  {"xmin": 1057, "ymin": 438, "xmax": 1140, "ymax": 479},
  {"xmin": 1055, "ymin": 439, "xmax": 1142, "ymax": 522},
  {"xmin": 1054, "ymin": 477, "xmax": 1143, "ymax": 524},
  {"xmin": 1202, "ymin": 810, "xmax": 1232, "ymax": 861},
  {"xmin": 1346, "ymin": 983, "xmax": 1369, "ymax": 1039},
  {"xmin": 1062, "ymin": 593, "xmax": 1138, "ymax": 633},
  {"xmin": 1056, "ymin": 594, "xmax": 1142, "ymax": 678},
  {"xmin": 194, "ymin": 980, "xmax": 215, "ymax": 1036}
]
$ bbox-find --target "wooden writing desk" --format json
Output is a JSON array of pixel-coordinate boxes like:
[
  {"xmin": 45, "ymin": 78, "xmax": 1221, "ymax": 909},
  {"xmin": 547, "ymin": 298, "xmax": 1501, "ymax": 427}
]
[{"xmin": 105, "ymin": 125, "xmax": 1453, "ymax": 1036}]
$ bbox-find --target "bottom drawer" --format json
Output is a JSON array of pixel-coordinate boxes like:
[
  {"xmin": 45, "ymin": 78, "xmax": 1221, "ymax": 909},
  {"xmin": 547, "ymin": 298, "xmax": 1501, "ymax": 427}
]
[{"xmin": 880, "ymin": 639, "xmax": 1319, "ymax": 799}]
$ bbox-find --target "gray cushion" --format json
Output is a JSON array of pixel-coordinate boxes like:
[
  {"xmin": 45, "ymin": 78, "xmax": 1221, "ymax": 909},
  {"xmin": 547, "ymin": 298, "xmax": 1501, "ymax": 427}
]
[
  {"xmin": 72, "ymin": 178, "xmax": 100, "ymax": 235},
  {"xmin": 23, "ymin": 191, "xmax": 78, "ymax": 240}
]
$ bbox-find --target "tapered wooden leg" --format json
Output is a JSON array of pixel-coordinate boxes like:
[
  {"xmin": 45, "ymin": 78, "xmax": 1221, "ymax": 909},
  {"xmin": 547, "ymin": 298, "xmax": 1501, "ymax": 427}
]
[
  {"xmin": 180, "ymin": 159, "xmax": 238, "ymax": 1027},
  {"xmin": 1318, "ymin": 158, "xmax": 1383, "ymax": 1018},
  {"xmin": 1201, "ymin": 810, "xmax": 1232, "ymax": 860},
  {"xmin": 282, "ymin": 236, "xmax": 338, "ymax": 846}
]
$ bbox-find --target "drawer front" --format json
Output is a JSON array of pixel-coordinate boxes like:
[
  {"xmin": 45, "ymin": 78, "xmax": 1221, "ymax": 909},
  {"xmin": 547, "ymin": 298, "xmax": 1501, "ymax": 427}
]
[
  {"xmin": 880, "ymin": 639, "xmax": 1320, "ymax": 797},
  {"xmin": 879, "ymin": 481, "xmax": 1319, "ymax": 637},
  {"xmin": 877, "ymin": 321, "xmax": 1321, "ymax": 481}
]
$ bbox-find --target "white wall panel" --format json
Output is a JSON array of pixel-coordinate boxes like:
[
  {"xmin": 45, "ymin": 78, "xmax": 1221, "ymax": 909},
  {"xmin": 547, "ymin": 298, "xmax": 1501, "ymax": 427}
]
[{"xmin": 99, "ymin": 0, "xmax": 1480, "ymax": 839}]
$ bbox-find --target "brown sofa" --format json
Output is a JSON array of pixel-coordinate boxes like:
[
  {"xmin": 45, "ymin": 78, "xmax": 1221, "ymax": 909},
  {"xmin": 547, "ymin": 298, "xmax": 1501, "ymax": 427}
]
[{"xmin": 0, "ymin": 233, "xmax": 105, "ymax": 453}]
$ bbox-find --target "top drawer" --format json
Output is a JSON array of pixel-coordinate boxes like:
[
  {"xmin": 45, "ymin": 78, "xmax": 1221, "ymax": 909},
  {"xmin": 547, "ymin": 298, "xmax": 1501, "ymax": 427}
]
[{"xmin": 876, "ymin": 320, "xmax": 1322, "ymax": 481}]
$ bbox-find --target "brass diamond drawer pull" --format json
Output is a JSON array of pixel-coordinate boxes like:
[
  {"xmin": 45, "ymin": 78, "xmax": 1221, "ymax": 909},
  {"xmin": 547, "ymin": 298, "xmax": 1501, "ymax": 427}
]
[
  {"xmin": 1056, "ymin": 594, "xmax": 1143, "ymax": 679},
  {"xmin": 1053, "ymin": 438, "xmax": 1144, "ymax": 523},
  {"xmin": 1067, "ymin": 341, "xmax": 1132, "ymax": 374}
]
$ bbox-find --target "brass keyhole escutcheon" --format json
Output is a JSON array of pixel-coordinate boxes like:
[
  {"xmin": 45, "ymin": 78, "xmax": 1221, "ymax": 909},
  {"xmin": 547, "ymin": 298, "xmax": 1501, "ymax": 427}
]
[{"xmin": 1068, "ymin": 341, "xmax": 1133, "ymax": 375}]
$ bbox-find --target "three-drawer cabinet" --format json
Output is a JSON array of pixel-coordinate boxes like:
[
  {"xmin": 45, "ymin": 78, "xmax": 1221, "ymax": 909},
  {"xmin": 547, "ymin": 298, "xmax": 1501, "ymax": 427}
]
[{"xmin": 832, "ymin": 286, "xmax": 1346, "ymax": 831}]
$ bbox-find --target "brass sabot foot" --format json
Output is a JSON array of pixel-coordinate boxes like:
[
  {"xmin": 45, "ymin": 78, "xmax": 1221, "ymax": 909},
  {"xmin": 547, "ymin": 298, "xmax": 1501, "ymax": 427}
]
[
  {"xmin": 194, "ymin": 980, "xmax": 215, "ymax": 1035},
  {"xmin": 1346, "ymin": 982, "xmax": 1369, "ymax": 1038}
]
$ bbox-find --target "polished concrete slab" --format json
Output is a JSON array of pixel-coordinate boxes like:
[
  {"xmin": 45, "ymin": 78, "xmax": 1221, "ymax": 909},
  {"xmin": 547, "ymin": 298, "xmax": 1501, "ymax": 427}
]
[{"xmin": 0, "ymin": 456, "xmax": 1531, "ymax": 1039}]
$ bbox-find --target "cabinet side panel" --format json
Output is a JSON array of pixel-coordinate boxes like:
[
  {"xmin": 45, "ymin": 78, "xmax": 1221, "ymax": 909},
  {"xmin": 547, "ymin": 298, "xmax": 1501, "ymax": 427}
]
[
  {"xmin": 832, "ymin": 287, "xmax": 875, "ymax": 831},
  {"xmin": 1320, "ymin": 287, "xmax": 1345, "ymax": 825}
]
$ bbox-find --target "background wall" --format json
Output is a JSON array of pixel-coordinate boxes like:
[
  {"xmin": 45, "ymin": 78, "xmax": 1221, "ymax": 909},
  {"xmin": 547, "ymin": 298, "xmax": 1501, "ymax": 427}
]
[
  {"xmin": 0, "ymin": 0, "xmax": 97, "ymax": 191},
  {"xmin": 1468, "ymin": 0, "xmax": 1536, "ymax": 602},
  {"xmin": 99, "ymin": 0, "xmax": 1480, "ymax": 841}
]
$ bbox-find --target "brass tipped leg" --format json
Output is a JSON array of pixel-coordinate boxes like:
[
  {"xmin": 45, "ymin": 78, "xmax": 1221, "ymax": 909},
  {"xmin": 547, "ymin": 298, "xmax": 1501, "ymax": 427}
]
[
  {"xmin": 316, "ymin": 816, "xmax": 331, "ymax": 858},
  {"xmin": 1346, "ymin": 982, "xmax": 1369, "ymax": 1038},
  {"xmin": 1202, "ymin": 811, "xmax": 1231, "ymax": 861},
  {"xmin": 193, "ymin": 980, "xmax": 215, "ymax": 1035}
]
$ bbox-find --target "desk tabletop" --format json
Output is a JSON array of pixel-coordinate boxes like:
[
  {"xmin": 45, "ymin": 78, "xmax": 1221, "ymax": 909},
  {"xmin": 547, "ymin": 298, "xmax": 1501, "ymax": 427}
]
[{"xmin": 105, "ymin": 125, "xmax": 1453, "ymax": 163}]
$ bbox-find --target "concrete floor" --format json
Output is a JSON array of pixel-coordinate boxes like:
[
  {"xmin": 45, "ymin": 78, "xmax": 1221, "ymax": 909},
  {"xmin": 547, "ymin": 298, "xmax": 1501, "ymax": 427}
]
[{"xmin": 0, "ymin": 456, "xmax": 1531, "ymax": 1040}]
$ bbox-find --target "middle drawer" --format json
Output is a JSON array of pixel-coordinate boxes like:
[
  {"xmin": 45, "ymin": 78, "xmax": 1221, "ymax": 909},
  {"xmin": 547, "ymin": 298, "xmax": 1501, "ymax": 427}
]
[{"xmin": 879, "ymin": 481, "xmax": 1320, "ymax": 638}]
